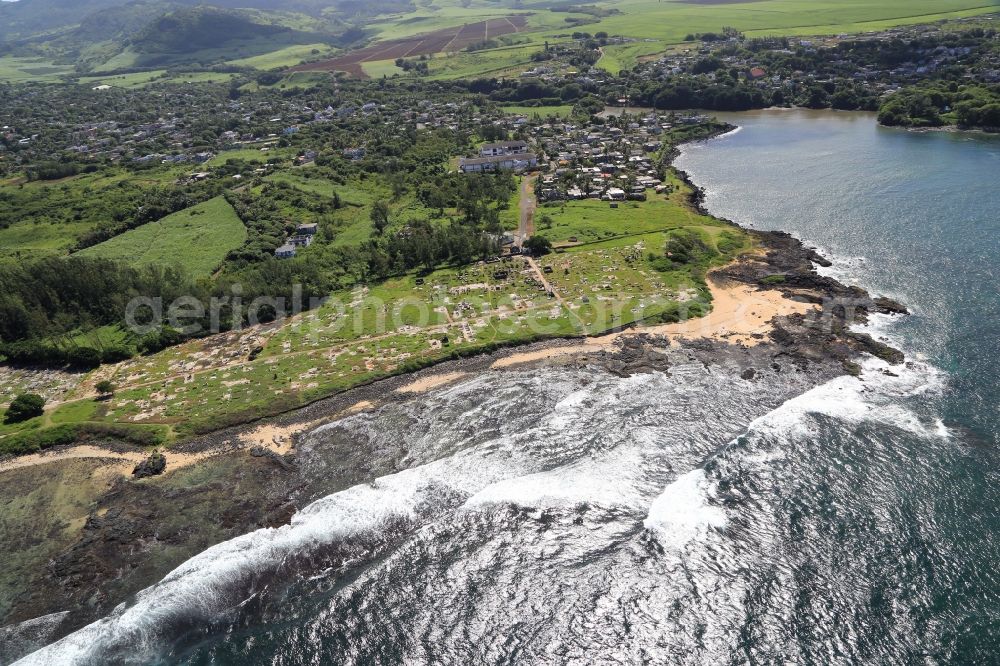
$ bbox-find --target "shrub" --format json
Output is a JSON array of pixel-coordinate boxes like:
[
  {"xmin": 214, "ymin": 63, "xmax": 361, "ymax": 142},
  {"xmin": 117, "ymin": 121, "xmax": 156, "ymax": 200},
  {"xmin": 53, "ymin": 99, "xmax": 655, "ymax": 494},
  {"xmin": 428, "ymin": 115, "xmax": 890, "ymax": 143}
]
[
  {"xmin": 4, "ymin": 393, "xmax": 45, "ymax": 424},
  {"xmin": 95, "ymin": 380, "xmax": 117, "ymax": 397},
  {"xmin": 524, "ymin": 235, "xmax": 553, "ymax": 256}
]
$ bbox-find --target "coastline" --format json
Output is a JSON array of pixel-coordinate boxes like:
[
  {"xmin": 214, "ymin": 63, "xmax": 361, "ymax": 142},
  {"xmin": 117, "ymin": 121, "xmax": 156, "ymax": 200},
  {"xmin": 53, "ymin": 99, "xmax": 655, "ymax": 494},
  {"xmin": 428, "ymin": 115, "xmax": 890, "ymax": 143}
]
[{"xmin": 0, "ymin": 121, "xmax": 911, "ymax": 656}]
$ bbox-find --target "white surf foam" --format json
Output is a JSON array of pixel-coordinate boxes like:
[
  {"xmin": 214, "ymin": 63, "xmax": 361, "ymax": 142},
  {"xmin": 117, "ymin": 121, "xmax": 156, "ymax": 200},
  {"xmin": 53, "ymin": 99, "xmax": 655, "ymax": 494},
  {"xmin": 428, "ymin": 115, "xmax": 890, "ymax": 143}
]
[{"xmin": 643, "ymin": 469, "xmax": 727, "ymax": 549}]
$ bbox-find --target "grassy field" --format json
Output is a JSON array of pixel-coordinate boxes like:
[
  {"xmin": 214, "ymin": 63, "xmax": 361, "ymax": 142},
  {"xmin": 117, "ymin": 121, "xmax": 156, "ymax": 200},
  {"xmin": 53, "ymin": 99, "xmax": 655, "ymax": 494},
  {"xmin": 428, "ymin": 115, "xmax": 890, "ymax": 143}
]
[
  {"xmin": 77, "ymin": 70, "xmax": 169, "ymax": 88},
  {"xmin": 597, "ymin": 41, "xmax": 667, "ymax": 75},
  {"xmin": 500, "ymin": 105, "xmax": 575, "ymax": 118},
  {"xmin": 76, "ymin": 196, "xmax": 247, "ymax": 277},
  {"xmin": 544, "ymin": 0, "xmax": 998, "ymax": 43},
  {"xmin": 537, "ymin": 184, "xmax": 718, "ymax": 246},
  {"xmin": 0, "ymin": 169, "xmax": 179, "ymax": 259},
  {"xmin": 0, "ymin": 56, "xmax": 73, "ymax": 83},
  {"xmin": 361, "ymin": 58, "xmax": 406, "ymax": 78},
  {"xmin": 426, "ymin": 43, "xmax": 545, "ymax": 80},
  {"xmin": 226, "ymin": 43, "xmax": 336, "ymax": 69}
]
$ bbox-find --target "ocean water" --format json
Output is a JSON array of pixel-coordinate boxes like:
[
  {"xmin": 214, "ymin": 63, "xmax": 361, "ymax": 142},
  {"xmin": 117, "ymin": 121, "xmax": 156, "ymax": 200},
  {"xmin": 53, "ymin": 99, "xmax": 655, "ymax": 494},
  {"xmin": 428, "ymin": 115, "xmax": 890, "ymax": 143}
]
[{"xmin": 13, "ymin": 110, "xmax": 1000, "ymax": 664}]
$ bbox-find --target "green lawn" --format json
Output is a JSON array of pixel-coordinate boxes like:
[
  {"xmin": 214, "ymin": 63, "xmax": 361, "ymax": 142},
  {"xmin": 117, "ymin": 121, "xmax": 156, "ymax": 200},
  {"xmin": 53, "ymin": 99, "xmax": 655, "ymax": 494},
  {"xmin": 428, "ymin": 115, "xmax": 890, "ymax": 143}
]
[{"xmin": 75, "ymin": 196, "xmax": 247, "ymax": 277}]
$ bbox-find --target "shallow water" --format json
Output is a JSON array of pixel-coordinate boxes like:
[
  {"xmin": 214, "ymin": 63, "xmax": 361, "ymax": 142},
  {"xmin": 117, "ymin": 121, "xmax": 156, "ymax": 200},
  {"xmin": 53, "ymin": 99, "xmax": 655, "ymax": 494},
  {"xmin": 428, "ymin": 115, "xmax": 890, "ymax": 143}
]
[{"xmin": 15, "ymin": 110, "xmax": 1000, "ymax": 664}]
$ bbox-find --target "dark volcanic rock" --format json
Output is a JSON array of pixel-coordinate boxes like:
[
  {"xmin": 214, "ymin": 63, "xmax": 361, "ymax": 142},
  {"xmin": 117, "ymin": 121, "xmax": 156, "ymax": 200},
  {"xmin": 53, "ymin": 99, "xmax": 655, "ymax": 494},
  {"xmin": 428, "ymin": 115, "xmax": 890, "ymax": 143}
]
[{"xmin": 131, "ymin": 452, "xmax": 166, "ymax": 478}]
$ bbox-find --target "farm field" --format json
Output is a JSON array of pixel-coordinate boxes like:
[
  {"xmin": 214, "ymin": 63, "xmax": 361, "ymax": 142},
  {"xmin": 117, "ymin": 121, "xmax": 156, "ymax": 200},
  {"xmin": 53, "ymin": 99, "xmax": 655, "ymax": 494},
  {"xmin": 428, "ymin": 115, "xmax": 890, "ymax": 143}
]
[
  {"xmin": 75, "ymin": 196, "xmax": 247, "ymax": 278},
  {"xmin": 0, "ymin": 56, "xmax": 73, "ymax": 83},
  {"xmin": 291, "ymin": 15, "xmax": 530, "ymax": 78},
  {"xmin": 425, "ymin": 42, "xmax": 545, "ymax": 80},
  {"xmin": 77, "ymin": 70, "xmax": 169, "ymax": 88},
  {"xmin": 226, "ymin": 43, "xmax": 336, "ymax": 69},
  {"xmin": 597, "ymin": 41, "xmax": 667, "ymax": 75},
  {"xmin": 271, "ymin": 0, "xmax": 999, "ymax": 83},
  {"xmin": 540, "ymin": 0, "xmax": 999, "ymax": 43}
]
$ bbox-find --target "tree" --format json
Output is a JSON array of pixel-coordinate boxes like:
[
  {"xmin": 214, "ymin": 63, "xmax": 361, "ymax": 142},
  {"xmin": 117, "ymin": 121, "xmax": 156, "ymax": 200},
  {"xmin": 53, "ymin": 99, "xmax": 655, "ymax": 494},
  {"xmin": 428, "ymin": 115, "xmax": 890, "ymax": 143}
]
[
  {"xmin": 524, "ymin": 235, "xmax": 553, "ymax": 256},
  {"xmin": 95, "ymin": 380, "xmax": 116, "ymax": 399},
  {"xmin": 370, "ymin": 200, "xmax": 390, "ymax": 235},
  {"xmin": 5, "ymin": 393, "xmax": 45, "ymax": 424}
]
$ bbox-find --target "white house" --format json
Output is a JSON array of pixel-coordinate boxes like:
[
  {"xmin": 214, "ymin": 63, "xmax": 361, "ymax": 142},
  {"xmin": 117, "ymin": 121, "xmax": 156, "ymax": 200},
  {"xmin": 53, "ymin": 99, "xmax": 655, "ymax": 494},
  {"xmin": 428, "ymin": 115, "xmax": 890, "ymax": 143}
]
[
  {"xmin": 479, "ymin": 140, "xmax": 529, "ymax": 157},
  {"xmin": 459, "ymin": 153, "xmax": 538, "ymax": 173}
]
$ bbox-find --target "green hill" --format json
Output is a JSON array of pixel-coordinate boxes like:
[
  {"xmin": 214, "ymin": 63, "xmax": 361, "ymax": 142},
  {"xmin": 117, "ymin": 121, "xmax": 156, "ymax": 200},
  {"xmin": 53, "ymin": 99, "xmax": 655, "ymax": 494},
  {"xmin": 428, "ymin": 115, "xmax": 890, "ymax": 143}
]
[{"xmin": 131, "ymin": 6, "xmax": 290, "ymax": 54}]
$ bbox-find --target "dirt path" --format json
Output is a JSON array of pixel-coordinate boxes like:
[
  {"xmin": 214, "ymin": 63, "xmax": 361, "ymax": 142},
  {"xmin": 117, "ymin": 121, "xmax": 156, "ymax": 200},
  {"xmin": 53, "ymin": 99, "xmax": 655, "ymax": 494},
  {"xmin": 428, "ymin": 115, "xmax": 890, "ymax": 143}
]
[{"xmin": 516, "ymin": 175, "xmax": 536, "ymax": 248}]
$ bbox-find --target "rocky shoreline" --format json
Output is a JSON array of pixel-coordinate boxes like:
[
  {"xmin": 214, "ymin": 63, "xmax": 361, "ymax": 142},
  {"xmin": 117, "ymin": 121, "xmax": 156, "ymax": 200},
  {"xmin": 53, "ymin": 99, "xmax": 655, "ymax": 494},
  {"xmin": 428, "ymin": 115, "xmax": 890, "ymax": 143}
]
[{"xmin": 0, "ymin": 126, "xmax": 910, "ymax": 662}]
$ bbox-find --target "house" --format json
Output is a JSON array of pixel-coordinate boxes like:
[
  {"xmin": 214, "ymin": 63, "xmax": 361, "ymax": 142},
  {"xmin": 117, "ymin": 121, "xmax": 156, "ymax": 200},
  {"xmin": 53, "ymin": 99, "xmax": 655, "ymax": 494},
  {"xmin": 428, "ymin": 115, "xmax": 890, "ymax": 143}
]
[
  {"xmin": 275, "ymin": 244, "xmax": 297, "ymax": 259},
  {"xmin": 605, "ymin": 187, "xmax": 626, "ymax": 201},
  {"xmin": 296, "ymin": 223, "xmax": 318, "ymax": 236},
  {"xmin": 289, "ymin": 235, "xmax": 313, "ymax": 247},
  {"xmin": 479, "ymin": 140, "xmax": 529, "ymax": 157},
  {"xmin": 459, "ymin": 153, "xmax": 538, "ymax": 173}
]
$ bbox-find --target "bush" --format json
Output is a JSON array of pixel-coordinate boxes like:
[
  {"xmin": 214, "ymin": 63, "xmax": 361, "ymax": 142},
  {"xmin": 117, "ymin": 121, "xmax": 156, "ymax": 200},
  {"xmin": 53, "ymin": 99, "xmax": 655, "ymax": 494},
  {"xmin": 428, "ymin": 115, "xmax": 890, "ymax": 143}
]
[
  {"xmin": 663, "ymin": 230, "xmax": 717, "ymax": 267},
  {"xmin": 65, "ymin": 346, "xmax": 102, "ymax": 369},
  {"xmin": 95, "ymin": 380, "xmax": 117, "ymax": 397},
  {"xmin": 524, "ymin": 235, "xmax": 553, "ymax": 256},
  {"xmin": 4, "ymin": 393, "xmax": 45, "ymax": 424},
  {"xmin": 0, "ymin": 422, "xmax": 167, "ymax": 457}
]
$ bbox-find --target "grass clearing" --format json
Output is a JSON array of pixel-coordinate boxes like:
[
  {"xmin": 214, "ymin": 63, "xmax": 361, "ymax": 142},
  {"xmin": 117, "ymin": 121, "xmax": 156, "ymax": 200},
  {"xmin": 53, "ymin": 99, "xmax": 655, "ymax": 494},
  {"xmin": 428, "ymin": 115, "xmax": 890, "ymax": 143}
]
[
  {"xmin": 75, "ymin": 196, "xmax": 247, "ymax": 278},
  {"xmin": 500, "ymin": 105, "xmax": 575, "ymax": 118},
  {"xmin": 537, "ymin": 191, "xmax": 708, "ymax": 246}
]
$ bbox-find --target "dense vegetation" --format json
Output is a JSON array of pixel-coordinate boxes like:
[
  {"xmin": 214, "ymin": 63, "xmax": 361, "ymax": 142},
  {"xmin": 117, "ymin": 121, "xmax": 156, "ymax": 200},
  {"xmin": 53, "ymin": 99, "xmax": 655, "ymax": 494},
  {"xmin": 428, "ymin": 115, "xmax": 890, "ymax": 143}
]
[
  {"xmin": 3, "ymin": 393, "xmax": 44, "ymax": 424},
  {"xmin": 878, "ymin": 82, "xmax": 1000, "ymax": 128}
]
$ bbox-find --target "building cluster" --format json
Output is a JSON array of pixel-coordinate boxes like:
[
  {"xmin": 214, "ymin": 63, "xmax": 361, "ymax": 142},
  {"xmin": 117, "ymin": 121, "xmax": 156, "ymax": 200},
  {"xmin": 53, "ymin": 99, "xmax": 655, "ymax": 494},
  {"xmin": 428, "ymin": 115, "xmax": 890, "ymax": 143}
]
[
  {"xmin": 640, "ymin": 21, "xmax": 1000, "ymax": 97},
  {"xmin": 526, "ymin": 112, "xmax": 698, "ymax": 201},
  {"xmin": 274, "ymin": 223, "xmax": 319, "ymax": 259},
  {"xmin": 458, "ymin": 140, "xmax": 538, "ymax": 173}
]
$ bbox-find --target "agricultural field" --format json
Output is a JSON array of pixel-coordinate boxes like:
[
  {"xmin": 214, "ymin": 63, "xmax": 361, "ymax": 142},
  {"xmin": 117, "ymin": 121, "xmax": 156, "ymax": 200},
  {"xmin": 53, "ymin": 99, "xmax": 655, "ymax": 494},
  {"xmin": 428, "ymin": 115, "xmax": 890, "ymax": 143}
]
[
  {"xmin": 0, "ymin": 56, "xmax": 74, "ymax": 83},
  {"xmin": 226, "ymin": 43, "xmax": 336, "ymax": 70},
  {"xmin": 425, "ymin": 43, "xmax": 545, "ymax": 80},
  {"xmin": 75, "ymin": 196, "xmax": 247, "ymax": 278},
  {"xmin": 539, "ymin": 0, "xmax": 999, "ymax": 43},
  {"xmin": 597, "ymin": 41, "xmax": 667, "ymax": 75},
  {"xmin": 76, "ymin": 70, "xmax": 170, "ymax": 89},
  {"xmin": 289, "ymin": 0, "xmax": 996, "ymax": 81},
  {"xmin": 291, "ymin": 15, "xmax": 531, "ymax": 78}
]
